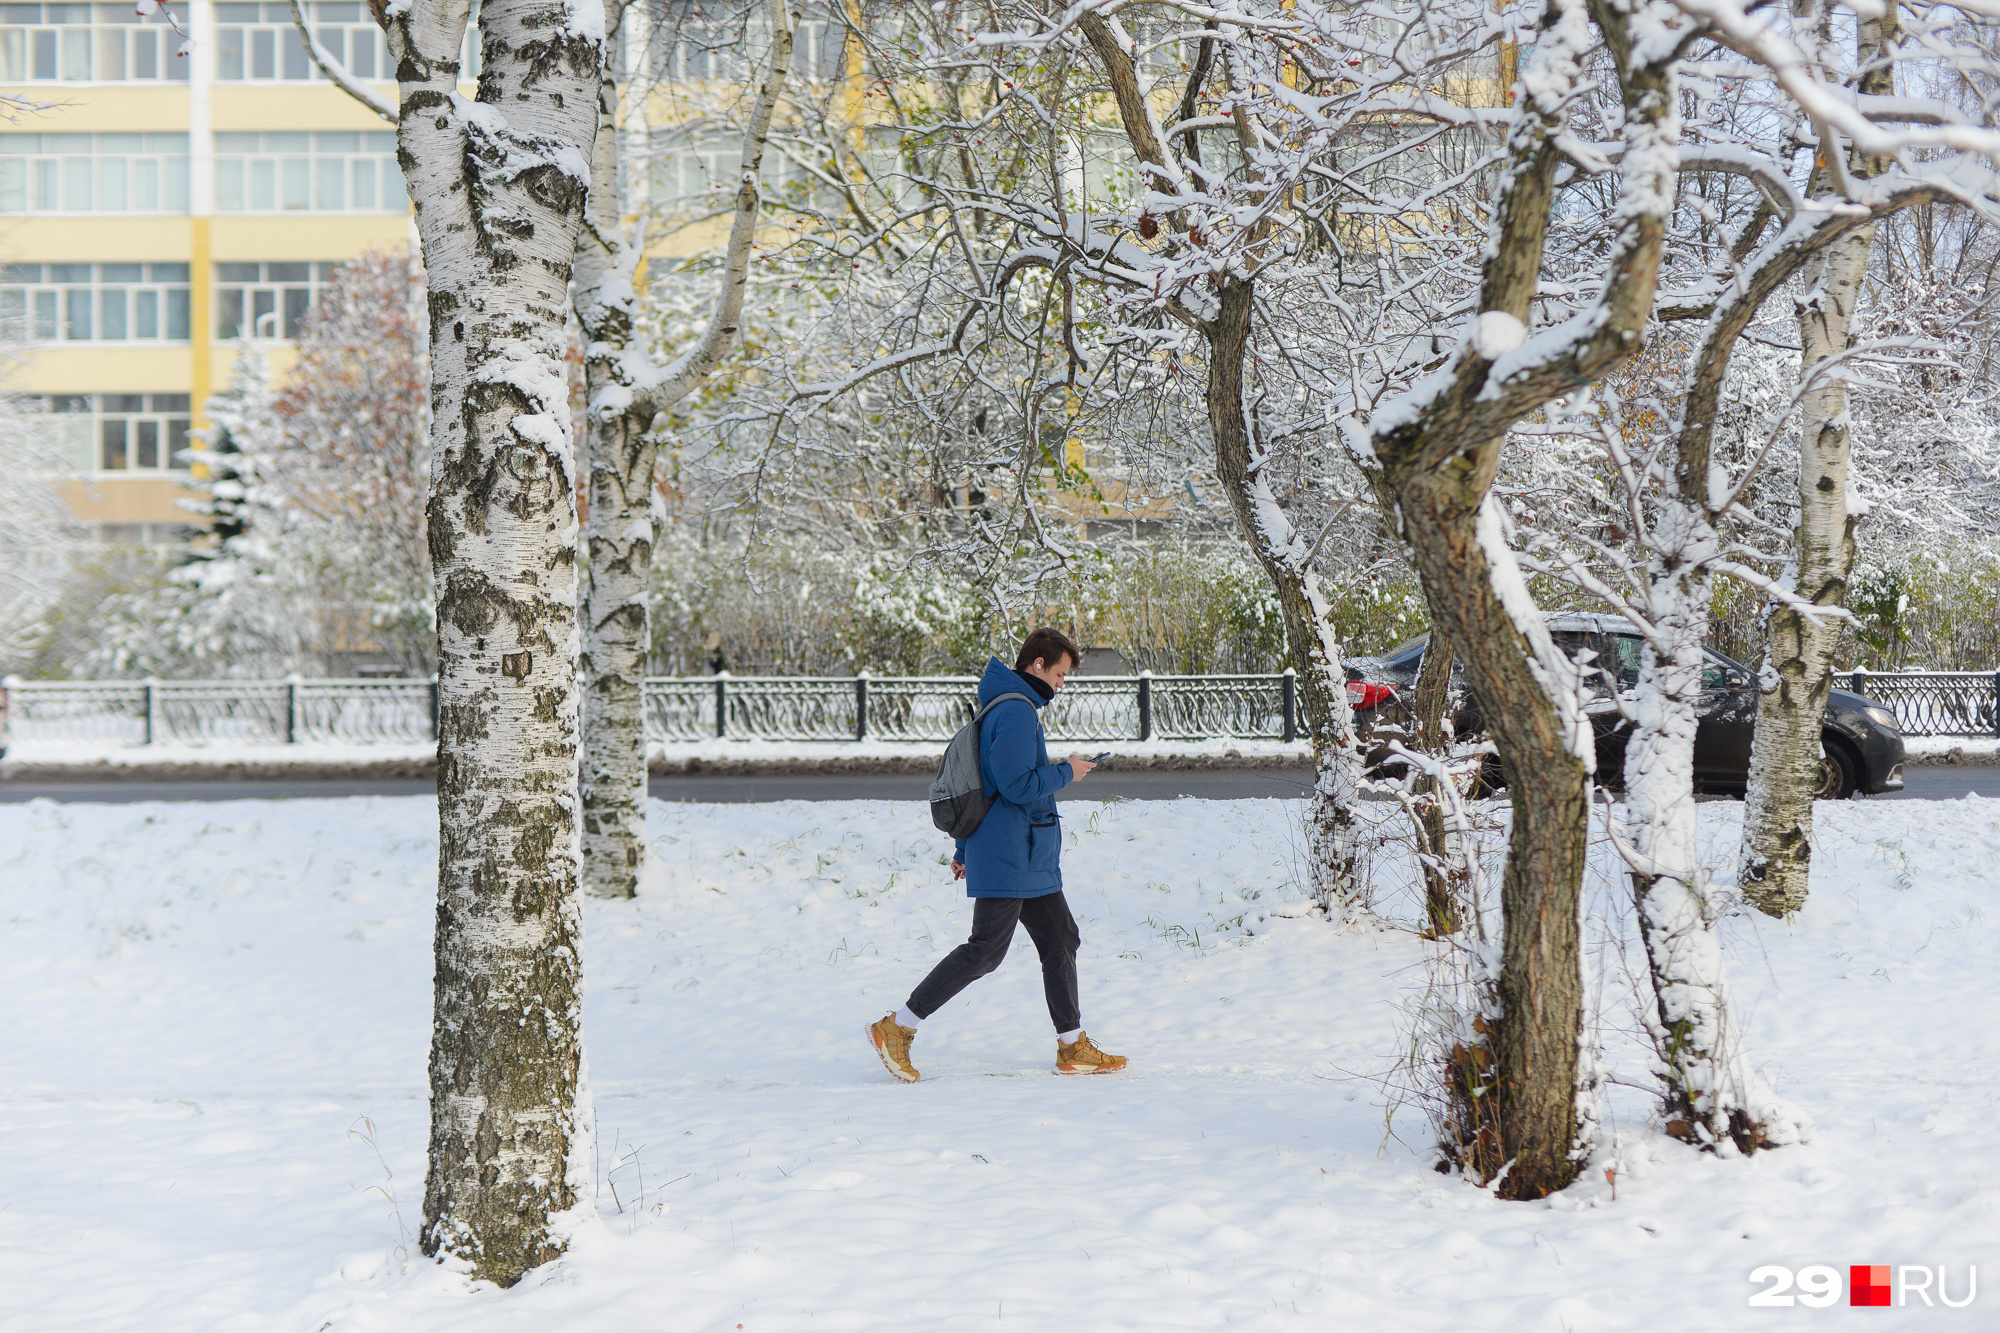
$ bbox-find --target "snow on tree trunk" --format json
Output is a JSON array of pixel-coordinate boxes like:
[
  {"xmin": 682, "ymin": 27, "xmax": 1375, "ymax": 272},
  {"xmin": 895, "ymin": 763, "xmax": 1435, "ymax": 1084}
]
[
  {"xmin": 1206, "ymin": 281, "xmax": 1361, "ymax": 909},
  {"xmin": 1621, "ymin": 503, "xmax": 1808, "ymax": 1152},
  {"xmin": 370, "ymin": 0, "xmax": 605, "ymax": 1287},
  {"xmin": 575, "ymin": 13, "xmax": 654, "ymax": 902},
  {"xmin": 1737, "ymin": 9, "xmax": 1896, "ymax": 919},
  {"xmin": 1070, "ymin": 16, "xmax": 1361, "ymax": 908},
  {"xmin": 1358, "ymin": 0, "xmax": 1685, "ymax": 1197},
  {"xmin": 575, "ymin": 0, "xmax": 794, "ymax": 899}
]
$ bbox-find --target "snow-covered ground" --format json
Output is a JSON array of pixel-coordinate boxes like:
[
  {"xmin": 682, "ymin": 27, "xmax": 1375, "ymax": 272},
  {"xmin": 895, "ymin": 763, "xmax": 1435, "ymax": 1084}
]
[
  {"xmin": 0, "ymin": 740, "xmax": 441, "ymax": 770},
  {"xmin": 1, "ymin": 793, "xmax": 1992, "ymax": 1330},
  {"xmin": 0, "ymin": 736, "xmax": 1311, "ymax": 773},
  {"xmin": 1902, "ymin": 735, "xmax": 2000, "ymax": 763}
]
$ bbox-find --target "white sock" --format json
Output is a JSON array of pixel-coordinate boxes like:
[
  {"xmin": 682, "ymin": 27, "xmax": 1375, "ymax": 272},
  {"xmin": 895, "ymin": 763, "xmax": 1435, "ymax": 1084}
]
[
  {"xmin": 895, "ymin": 1005, "xmax": 923, "ymax": 1030},
  {"xmin": 1058, "ymin": 1027, "xmax": 1083, "ymax": 1045}
]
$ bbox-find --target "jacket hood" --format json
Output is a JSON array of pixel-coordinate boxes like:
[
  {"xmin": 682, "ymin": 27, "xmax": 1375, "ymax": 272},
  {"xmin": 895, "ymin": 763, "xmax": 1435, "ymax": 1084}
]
[{"xmin": 977, "ymin": 656, "xmax": 1049, "ymax": 709}]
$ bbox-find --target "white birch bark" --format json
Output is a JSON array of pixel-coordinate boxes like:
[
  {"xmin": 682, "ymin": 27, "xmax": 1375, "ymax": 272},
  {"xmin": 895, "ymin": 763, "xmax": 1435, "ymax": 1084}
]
[
  {"xmin": 575, "ymin": 0, "xmax": 795, "ymax": 898},
  {"xmin": 1737, "ymin": 7, "xmax": 1893, "ymax": 918},
  {"xmin": 323, "ymin": 0, "xmax": 608, "ymax": 1286},
  {"xmin": 1736, "ymin": 225, "xmax": 1867, "ymax": 916}
]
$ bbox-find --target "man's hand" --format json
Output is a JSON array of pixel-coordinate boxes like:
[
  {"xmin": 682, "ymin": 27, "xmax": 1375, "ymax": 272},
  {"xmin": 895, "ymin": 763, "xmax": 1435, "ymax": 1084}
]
[
  {"xmin": 1067, "ymin": 754, "xmax": 1097, "ymax": 780},
  {"xmin": 951, "ymin": 860, "xmax": 966, "ymax": 881}
]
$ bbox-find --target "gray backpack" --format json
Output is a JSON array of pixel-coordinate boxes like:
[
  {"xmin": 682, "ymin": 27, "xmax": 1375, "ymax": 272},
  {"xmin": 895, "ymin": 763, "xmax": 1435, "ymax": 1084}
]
[{"xmin": 928, "ymin": 692, "xmax": 1036, "ymax": 838}]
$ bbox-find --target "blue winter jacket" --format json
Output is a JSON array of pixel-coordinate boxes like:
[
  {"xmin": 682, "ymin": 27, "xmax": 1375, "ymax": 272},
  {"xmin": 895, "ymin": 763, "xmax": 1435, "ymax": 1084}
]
[{"xmin": 952, "ymin": 657, "xmax": 1073, "ymax": 898}]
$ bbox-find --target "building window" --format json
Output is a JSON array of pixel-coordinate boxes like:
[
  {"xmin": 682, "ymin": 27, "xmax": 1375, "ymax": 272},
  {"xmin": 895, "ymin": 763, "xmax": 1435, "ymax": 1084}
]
[
  {"xmin": 213, "ymin": 0, "xmax": 474, "ymax": 81},
  {"xmin": 214, "ymin": 131, "xmax": 407, "ymax": 213},
  {"xmin": 0, "ymin": 132, "xmax": 190, "ymax": 213},
  {"xmin": 94, "ymin": 522, "xmax": 188, "ymax": 546},
  {"xmin": 214, "ymin": 261, "xmax": 338, "ymax": 340},
  {"xmin": 647, "ymin": 9, "xmax": 845, "ymax": 84},
  {"xmin": 31, "ymin": 392, "xmax": 192, "ymax": 473},
  {"xmin": 0, "ymin": 3, "xmax": 189, "ymax": 82},
  {"xmin": 648, "ymin": 129, "xmax": 739, "ymax": 205},
  {"xmin": 1, "ymin": 263, "xmax": 191, "ymax": 342},
  {"xmin": 649, "ymin": 126, "xmax": 828, "ymax": 213}
]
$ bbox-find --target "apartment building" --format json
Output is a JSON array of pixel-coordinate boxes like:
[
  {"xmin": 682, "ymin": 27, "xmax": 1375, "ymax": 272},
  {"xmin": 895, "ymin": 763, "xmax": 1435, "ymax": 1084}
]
[{"xmin": 1, "ymin": 1, "xmax": 428, "ymax": 544}]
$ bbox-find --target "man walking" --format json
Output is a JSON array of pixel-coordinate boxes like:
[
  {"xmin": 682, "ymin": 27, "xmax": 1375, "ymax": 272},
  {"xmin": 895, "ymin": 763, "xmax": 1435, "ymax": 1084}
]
[{"xmin": 868, "ymin": 628, "xmax": 1128, "ymax": 1081}]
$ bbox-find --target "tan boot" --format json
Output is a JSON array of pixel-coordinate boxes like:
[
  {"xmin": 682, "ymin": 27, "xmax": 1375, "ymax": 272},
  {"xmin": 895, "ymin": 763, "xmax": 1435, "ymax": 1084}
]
[
  {"xmin": 867, "ymin": 1013, "xmax": 920, "ymax": 1083},
  {"xmin": 1055, "ymin": 1031, "xmax": 1127, "ymax": 1075}
]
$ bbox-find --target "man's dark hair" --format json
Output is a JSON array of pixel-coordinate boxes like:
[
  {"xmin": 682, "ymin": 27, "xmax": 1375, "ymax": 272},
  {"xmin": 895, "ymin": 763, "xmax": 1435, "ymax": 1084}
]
[{"xmin": 1015, "ymin": 626, "xmax": 1082, "ymax": 674}]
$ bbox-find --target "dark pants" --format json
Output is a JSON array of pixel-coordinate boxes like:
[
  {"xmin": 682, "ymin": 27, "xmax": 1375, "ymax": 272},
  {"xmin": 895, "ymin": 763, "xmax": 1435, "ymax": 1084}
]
[{"xmin": 907, "ymin": 891, "xmax": 1081, "ymax": 1033}]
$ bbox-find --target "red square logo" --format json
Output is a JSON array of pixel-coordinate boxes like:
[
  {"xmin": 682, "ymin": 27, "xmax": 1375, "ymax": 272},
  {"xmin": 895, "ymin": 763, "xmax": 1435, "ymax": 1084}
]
[{"xmin": 1851, "ymin": 1265, "xmax": 1892, "ymax": 1307}]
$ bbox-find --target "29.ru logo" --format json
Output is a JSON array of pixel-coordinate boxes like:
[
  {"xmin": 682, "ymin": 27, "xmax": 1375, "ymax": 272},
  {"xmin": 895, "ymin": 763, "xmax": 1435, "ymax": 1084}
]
[{"xmin": 1748, "ymin": 1265, "xmax": 1977, "ymax": 1308}]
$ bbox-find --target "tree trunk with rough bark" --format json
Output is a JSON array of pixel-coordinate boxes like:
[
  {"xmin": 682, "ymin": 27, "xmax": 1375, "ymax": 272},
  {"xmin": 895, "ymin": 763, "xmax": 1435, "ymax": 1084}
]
[
  {"xmin": 378, "ymin": 0, "xmax": 603, "ymax": 1286},
  {"xmin": 1391, "ymin": 475, "xmax": 1595, "ymax": 1197},
  {"xmin": 574, "ymin": 0, "xmax": 794, "ymax": 898},
  {"xmin": 1738, "ymin": 11, "xmax": 1893, "ymax": 919},
  {"xmin": 1409, "ymin": 615, "xmax": 1465, "ymax": 936},
  {"xmin": 1205, "ymin": 280, "xmax": 1361, "ymax": 909},
  {"xmin": 1071, "ymin": 14, "xmax": 1361, "ymax": 908},
  {"xmin": 1359, "ymin": 0, "xmax": 1682, "ymax": 1197}
]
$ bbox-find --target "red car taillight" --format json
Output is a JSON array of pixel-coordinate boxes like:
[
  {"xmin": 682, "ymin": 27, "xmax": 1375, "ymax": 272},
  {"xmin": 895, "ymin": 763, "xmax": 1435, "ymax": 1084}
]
[{"xmin": 1346, "ymin": 680, "xmax": 1395, "ymax": 709}]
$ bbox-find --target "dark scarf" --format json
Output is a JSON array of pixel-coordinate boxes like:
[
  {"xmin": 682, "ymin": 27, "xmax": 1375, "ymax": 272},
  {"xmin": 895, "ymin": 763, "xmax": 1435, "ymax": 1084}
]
[{"xmin": 1021, "ymin": 671, "xmax": 1055, "ymax": 703}]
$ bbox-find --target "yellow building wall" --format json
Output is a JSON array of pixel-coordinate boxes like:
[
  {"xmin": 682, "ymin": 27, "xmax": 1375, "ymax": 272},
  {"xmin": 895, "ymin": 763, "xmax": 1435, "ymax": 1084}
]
[
  {"xmin": 24, "ymin": 346, "xmax": 195, "ymax": 394},
  {"xmin": 56, "ymin": 476, "xmax": 204, "ymax": 524},
  {"xmin": 4, "ymin": 72, "xmax": 413, "ymax": 530},
  {"xmin": 212, "ymin": 84, "xmax": 398, "ymax": 129},
  {"xmin": 0, "ymin": 82, "xmax": 189, "ymax": 128}
]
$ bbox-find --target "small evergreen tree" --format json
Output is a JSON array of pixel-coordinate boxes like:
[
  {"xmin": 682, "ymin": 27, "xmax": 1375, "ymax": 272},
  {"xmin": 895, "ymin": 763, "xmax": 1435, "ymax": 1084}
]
[{"xmin": 179, "ymin": 343, "xmax": 276, "ymax": 550}]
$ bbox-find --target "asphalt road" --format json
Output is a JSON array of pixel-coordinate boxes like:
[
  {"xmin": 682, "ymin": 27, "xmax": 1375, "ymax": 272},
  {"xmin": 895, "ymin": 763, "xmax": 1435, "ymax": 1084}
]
[{"xmin": 0, "ymin": 765, "xmax": 1993, "ymax": 804}]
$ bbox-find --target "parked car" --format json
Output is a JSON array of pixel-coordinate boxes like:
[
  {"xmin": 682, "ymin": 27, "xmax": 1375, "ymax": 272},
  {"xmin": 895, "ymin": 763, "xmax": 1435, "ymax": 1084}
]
[{"xmin": 1343, "ymin": 613, "xmax": 1905, "ymax": 798}]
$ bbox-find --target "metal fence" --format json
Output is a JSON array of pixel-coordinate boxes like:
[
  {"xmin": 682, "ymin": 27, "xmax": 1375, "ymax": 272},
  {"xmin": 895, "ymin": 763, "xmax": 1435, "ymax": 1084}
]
[
  {"xmin": 4, "ymin": 670, "xmax": 1997, "ymax": 747},
  {"xmin": 639, "ymin": 673, "xmax": 1297, "ymax": 745},
  {"xmin": 1, "ymin": 677, "xmax": 439, "ymax": 747},
  {"xmin": 1842, "ymin": 671, "xmax": 2000, "ymax": 739}
]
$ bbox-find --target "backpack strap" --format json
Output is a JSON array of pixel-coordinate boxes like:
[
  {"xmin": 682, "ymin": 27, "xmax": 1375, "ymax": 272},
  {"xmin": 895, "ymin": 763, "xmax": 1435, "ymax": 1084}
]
[{"xmin": 969, "ymin": 691, "xmax": 1038, "ymax": 800}]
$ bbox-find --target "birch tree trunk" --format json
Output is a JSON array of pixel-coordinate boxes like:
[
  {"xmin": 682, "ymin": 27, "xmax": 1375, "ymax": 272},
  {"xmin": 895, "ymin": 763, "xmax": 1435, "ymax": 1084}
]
[
  {"xmin": 1737, "ymin": 10, "xmax": 1893, "ymax": 919},
  {"xmin": 381, "ymin": 0, "xmax": 602, "ymax": 1286},
  {"xmin": 1205, "ymin": 281, "xmax": 1362, "ymax": 909},
  {"xmin": 575, "ymin": 0, "xmax": 795, "ymax": 898}
]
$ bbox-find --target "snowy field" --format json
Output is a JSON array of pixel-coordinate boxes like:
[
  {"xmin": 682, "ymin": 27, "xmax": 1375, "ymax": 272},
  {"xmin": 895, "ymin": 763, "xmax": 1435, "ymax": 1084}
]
[{"xmin": 1, "ymin": 793, "xmax": 1993, "ymax": 1331}]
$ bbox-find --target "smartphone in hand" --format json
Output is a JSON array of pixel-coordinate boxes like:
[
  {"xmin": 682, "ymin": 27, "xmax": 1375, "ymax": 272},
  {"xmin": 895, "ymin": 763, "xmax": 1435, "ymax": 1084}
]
[{"xmin": 1090, "ymin": 752, "xmax": 1111, "ymax": 763}]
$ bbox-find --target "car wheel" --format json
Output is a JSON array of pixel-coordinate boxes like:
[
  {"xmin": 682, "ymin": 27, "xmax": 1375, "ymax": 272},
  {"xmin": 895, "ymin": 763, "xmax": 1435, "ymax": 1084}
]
[{"xmin": 1815, "ymin": 739, "xmax": 1860, "ymax": 800}]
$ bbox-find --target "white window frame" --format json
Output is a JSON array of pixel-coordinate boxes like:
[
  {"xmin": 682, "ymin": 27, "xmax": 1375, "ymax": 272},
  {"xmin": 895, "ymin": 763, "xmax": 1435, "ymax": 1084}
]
[
  {"xmin": 213, "ymin": 260, "xmax": 337, "ymax": 340},
  {"xmin": 30, "ymin": 392, "xmax": 194, "ymax": 476},
  {"xmin": 0, "ymin": 133, "xmax": 191, "ymax": 214},
  {"xmin": 0, "ymin": 3, "xmax": 188, "ymax": 83},
  {"xmin": 213, "ymin": 130, "xmax": 407, "ymax": 214},
  {"xmin": 1, "ymin": 262, "xmax": 193, "ymax": 343},
  {"xmin": 211, "ymin": 0, "xmax": 476, "ymax": 82}
]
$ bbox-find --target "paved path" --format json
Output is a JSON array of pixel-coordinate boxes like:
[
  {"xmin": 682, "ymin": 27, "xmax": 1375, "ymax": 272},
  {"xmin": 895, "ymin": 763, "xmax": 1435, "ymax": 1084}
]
[{"xmin": 0, "ymin": 765, "xmax": 1990, "ymax": 803}]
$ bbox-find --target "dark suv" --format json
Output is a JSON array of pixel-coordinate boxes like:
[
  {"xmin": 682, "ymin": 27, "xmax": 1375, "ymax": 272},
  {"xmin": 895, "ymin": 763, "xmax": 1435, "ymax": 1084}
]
[{"xmin": 1344, "ymin": 613, "xmax": 1905, "ymax": 798}]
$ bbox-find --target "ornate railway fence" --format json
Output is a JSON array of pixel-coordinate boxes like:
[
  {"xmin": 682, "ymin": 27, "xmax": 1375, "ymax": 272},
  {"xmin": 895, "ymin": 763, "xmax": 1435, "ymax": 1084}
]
[{"xmin": 2, "ymin": 669, "xmax": 1994, "ymax": 747}]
